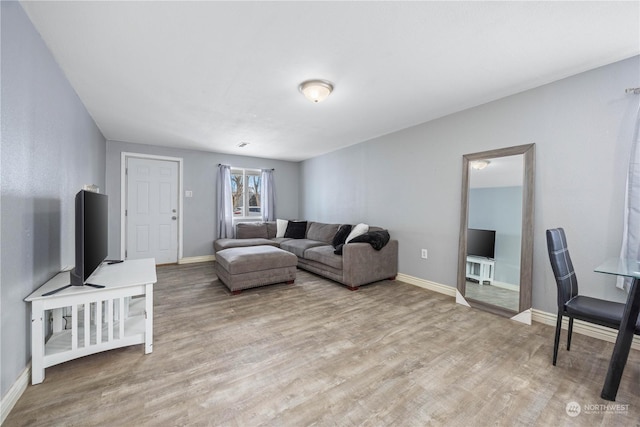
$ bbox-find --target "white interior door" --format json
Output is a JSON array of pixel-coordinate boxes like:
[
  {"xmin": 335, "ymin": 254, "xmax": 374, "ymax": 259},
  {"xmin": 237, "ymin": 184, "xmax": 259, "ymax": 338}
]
[{"xmin": 125, "ymin": 157, "xmax": 179, "ymax": 264}]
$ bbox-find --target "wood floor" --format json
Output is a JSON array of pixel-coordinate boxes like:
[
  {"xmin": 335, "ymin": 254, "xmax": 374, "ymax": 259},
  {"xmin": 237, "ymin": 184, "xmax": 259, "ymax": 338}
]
[
  {"xmin": 6, "ymin": 262, "xmax": 640, "ymax": 426},
  {"xmin": 465, "ymin": 280, "xmax": 519, "ymax": 311}
]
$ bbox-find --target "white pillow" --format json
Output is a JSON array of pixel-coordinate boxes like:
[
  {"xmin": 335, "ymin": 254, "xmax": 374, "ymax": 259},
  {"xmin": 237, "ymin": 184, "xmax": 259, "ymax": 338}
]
[
  {"xmin": 276, "ymin": 219, "xmax": 289, "ymax": 238},
  {"xmin": 346, "ymin": 223, "xmax": 369, "ymax": 243}
]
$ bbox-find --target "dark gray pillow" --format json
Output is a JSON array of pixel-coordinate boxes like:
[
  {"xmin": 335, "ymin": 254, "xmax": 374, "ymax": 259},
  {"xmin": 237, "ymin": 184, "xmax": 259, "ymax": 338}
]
[
  {"xmin": 332, "ymin": 224, "xmax": 352, "ymax": 248},
  {"xmin": 284, "ymin": 221, "xmax": 307, "ymax": 239}
]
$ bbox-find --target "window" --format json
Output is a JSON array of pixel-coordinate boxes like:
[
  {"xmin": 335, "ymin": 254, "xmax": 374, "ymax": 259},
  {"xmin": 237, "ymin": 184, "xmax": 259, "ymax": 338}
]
[{"xmin": 231, "ymin": 168, "xmax": 261, "ymax": 218}]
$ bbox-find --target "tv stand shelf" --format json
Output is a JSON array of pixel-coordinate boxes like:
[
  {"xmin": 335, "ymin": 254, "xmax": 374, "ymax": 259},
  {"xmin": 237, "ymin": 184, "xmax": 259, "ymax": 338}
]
[
  {"xmin": 466, "ymin": 256, "xmax": 495, "ymax": 285},
  {"xmin": 25, "ymin": 259, "xmax": 156, "ymax": 385},
  {"xmin": 43, "ymin": 298, "xmax": 145, "ymax": 359}
]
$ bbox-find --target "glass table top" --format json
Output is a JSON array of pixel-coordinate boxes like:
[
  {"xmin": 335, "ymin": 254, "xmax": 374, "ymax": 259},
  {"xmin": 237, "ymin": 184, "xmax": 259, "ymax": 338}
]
[{"xmin": 594, "ymin": 258, "xmax": 640, "ymax": 279}]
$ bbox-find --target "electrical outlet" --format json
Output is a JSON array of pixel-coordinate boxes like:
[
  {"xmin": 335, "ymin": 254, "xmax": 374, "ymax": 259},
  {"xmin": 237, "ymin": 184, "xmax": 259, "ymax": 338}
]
[{"xmin": 421, "ymin": 249, "xmax": 428, "ymax": 259}]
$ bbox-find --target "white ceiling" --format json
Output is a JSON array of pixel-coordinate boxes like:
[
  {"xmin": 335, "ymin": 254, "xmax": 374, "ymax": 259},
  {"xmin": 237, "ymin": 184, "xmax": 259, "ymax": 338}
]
[{"xmin": 20, "ymin": 1, "xmax": 640, "ymax": 162}]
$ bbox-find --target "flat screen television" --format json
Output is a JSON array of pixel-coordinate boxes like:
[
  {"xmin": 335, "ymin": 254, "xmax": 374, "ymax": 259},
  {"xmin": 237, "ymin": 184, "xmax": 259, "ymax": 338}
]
[
  {"xmin": 467, "ymin": 228, "xmax": 496, "ymax": 259},
  {"xmin": 44, "ymin": 190, "xmax": 108, "ymax": 296},
  {"xmin": 70, "ymin": 190, "xmax": 108, "ymax": 286}
]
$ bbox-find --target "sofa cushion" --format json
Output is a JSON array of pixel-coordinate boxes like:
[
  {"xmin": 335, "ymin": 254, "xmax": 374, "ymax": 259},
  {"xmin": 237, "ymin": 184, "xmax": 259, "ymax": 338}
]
[
  {"xmin": 236, "ymin": 222, "xmax": 268, "ymax": 239},
  {"xmin": 266, "ymin": 221, "xmax": 277, "ymax": 238},
  {"xmin": 307, "ymin": 222, "xmax": 340, "ymax": 244},
  {"xmin": 270, "ymin": 237, "xmax": 292, "ymax": 245},
  {"xmin": 280, "ymin": 239, "xmax": 329, "ymax": 258},
  {"xmin": 216, "ymin": 246, "xmax": 297, "ymax": 275},
  {"xmin": 346, "ymin": 223, "xmax": 369, "ymax": 243},
  {"xmin": 332, "ymin": 224, "xmax": 352, "ymax": 248},
  {"xmin": 214, "ymin": 238, "xmax": 278, "ymax": 252},
  {"xmin": 304, "ymin": 246, "xmax": 343, "ymax": 270},
  {"xmin": 285, "ymin": 221, "xmax": 307, "ymax": 239}
]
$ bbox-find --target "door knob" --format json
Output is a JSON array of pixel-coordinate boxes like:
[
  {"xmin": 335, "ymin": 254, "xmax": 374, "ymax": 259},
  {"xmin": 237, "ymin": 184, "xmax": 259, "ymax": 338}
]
[{"xmin": 172, "ymin": 216, "xmax": 177, "ymax": 220}]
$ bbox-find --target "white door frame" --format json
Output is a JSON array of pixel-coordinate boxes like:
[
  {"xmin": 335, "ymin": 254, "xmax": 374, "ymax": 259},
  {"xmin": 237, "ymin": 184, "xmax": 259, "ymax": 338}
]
[{"xmin": 121, "ymin": 152, "xmax": 184, "ymax": 262}]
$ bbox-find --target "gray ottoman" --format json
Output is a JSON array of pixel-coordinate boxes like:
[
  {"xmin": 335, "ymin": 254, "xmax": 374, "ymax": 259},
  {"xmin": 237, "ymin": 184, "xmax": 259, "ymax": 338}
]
[{"xmin": 214, "ymin": 246, "xmax": 298, "ymax": 294}]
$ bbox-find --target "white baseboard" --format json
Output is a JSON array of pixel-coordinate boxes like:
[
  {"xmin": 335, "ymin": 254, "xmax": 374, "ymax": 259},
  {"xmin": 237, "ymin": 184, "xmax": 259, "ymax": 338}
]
[
  {"xmin": 1, "ymin": 364, "xmax": 30, "ymax": 425},
  {"xmin": 531, "ymin": 309, "xmax": 640, "ymax": 350},
  {"xmin": 400, "ymin": 272, "xmax": 640, "ymax": 350},
  {"xmin": 178, "ymin": 255, "xmax": 215, "ymax": 264},
  {"xmin": 396, "ymin": 273, "xmax": 456, "ymax": 297}
]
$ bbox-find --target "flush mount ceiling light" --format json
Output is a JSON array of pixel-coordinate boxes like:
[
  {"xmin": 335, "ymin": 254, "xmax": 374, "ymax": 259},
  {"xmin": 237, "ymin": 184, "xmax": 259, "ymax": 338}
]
[
  {"xmin": 471, "ymin": 160, "xmax": 491, "ymax": 170},
  {"xmin": 299, "ymin": 80, "xmax": 333, "ymax": 103}
]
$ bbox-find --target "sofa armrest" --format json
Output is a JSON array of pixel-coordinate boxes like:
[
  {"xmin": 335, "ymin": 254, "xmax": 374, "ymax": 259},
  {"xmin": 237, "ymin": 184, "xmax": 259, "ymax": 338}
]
[{"xmin": 342, "ymin": 240, "xmax": 398, "ymax": 288}]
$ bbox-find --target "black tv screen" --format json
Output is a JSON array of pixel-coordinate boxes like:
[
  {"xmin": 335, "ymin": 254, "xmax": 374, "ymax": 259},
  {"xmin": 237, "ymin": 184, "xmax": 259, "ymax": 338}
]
[
  {"xmin": 70, "ymin": 190, "xmax": 108, "ymax": 286},
  {"xmin": 467, "ymin": 228, "xmax": 496, "ymax": 259}
]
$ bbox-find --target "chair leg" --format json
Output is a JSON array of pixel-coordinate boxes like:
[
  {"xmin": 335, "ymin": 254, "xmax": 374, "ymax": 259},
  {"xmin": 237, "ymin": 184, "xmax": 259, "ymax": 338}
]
[
  {"xmin": 567, "ymin": 317, "xmax": 574, "ymax": 351},
  {"xmin": 553, "ymin": 313, "xmax": 562, "ymax": 366}
]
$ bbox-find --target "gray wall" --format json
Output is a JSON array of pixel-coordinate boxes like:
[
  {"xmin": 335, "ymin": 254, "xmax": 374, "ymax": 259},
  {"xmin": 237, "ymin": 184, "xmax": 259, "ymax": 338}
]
[
  {"xmin": 469, "ymin": 186, "xmax": 523, "ymax": 285},
  {"xmin": 301, "ymin": 55, "xmax": 640, "ymax": 314},
  {"xmin": 1, "ymin": 2, "xmax": 106, "ymax": 397},
  {"xmin": 105, "ymin": 140, "xmax": 300, "ymax": 259}
]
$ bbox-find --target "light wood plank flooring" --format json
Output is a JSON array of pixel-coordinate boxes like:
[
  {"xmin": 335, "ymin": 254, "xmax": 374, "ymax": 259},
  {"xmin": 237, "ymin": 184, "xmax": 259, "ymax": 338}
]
[
  {"xmin": 465, "ymin": 280, "xmax": 519, "ymax": 311},
  {"xmin": 6, "ymin": 262, "xmax": 640, "ymax": 426}
]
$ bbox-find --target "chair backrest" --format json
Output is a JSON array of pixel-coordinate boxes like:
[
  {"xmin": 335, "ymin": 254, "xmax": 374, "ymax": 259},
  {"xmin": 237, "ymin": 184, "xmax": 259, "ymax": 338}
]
[{"xmin": 546, "ymin": 228, "xmax": 579, "ymax": 310}]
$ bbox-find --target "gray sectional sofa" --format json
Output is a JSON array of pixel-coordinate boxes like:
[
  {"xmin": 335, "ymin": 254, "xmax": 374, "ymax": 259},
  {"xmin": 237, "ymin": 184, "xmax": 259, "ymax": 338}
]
[{"xmin": 214, "ymin": 221, "xmax": 398, "ymax": 290}]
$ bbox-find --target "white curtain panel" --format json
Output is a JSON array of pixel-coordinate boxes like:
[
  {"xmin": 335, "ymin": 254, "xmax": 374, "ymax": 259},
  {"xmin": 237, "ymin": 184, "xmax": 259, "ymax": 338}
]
[
  {"xmin": 617, "ymin": 104, "xmax": 640, "ymax": 292},
  {"xmin": 216, "ymin": 164, "xmax": 234, "ymax": 238},
  {"xmin": 261, "ymin": 169, "xmax": 276, "ymax": 221}
]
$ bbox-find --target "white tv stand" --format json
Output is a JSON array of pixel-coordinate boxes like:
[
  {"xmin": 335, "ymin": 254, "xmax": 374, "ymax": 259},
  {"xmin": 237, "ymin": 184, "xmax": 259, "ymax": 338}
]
[
  {"xmin": 25, "ymin": 258, "xmax": 157, "ymax": 385},
  {"xmin": 466, "ymin": 256, "xmax": 495, "ymax": 285}
]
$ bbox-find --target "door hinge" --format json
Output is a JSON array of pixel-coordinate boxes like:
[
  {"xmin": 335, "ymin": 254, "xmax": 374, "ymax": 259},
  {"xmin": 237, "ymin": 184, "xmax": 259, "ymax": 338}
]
[{"xmin": 125, "ymin": 210, "xmax": 127, "ymax": 216}]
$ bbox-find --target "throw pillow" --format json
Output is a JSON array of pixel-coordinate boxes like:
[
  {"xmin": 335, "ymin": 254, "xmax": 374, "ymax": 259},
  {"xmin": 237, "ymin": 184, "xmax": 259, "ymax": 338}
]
[
  {"xmin": 284, "ymin": 220, "xmax": 307, "ymax": 239},
  {"xmin": 332, "ymin": 224, "xmax": 352, "ymax": 248},
  {"xmin": 334, "ymin": 244, "xmax": 344, "ymax": 255},
  {"xmin": 345, "ymin": 223, "xmax": 369, "ymax": 243},
  {"xmin": 276, "ymin": 219, "xmax": 289, "ymax": 238}
]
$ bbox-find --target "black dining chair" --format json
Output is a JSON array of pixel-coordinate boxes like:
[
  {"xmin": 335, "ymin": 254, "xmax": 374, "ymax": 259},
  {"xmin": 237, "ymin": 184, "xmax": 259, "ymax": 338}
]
[{"xmin": 546, "ymin": 228, "xmax": 632, "ymax": 365}]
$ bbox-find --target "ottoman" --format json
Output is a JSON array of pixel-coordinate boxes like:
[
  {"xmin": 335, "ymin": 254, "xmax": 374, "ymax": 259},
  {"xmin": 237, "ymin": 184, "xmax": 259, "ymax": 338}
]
[{"xmin": 214, "ymin": 246, "xmax": 298, "ymax": 294}]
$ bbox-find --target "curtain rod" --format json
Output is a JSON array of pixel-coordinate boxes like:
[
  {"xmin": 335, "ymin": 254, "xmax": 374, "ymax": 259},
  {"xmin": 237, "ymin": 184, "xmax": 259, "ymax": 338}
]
[
  {"xmin": 217, "ymin": 164, "xmax": 275, "ymax": 170},
  {"xmin": 625, "ymin": 87, "xmax": 640, "ymax": 94}
]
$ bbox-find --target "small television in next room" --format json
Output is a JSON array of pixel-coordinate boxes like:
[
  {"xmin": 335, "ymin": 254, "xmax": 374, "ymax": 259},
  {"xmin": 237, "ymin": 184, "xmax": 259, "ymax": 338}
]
[
  {"xmin": 70, "ymin": 190, "xmax": 108, "ymax": 286},
  {"xmin": 467, "ymin": 228, "xmax": 496, "ymax": 260}
]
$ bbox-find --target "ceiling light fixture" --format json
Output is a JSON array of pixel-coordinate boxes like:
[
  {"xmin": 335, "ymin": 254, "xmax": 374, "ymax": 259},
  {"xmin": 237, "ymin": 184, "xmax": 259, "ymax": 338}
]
[
  {"xmin": 299, "ymin": 80, "xmax": 333, "ymax": 103},
  {"xmin": 471, "ymin": 160, "xmax": 491, "ymax": 170}
]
